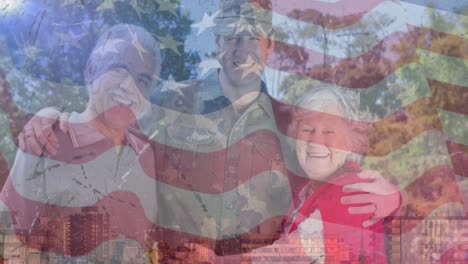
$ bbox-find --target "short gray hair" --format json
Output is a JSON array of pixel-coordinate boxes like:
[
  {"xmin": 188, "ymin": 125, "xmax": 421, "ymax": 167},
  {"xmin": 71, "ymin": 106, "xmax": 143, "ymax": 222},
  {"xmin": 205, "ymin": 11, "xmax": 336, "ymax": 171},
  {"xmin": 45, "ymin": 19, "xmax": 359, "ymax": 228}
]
[
  {"xmin": 84, "ymin": 23, "xmax": 161, "ymax": 85},
  {"xmin": 94, "ymin": 24, "xmax": 161, "ymax": 66},
  {"xmin": 291, "ymin": 84, "xmax": 373, "ymax": 163}
]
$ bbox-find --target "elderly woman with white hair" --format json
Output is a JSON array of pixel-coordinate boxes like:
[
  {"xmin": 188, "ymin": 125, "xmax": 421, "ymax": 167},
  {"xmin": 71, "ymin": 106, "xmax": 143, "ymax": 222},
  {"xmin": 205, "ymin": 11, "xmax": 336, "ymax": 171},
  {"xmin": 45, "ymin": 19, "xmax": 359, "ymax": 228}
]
[
  {"xmin": 172, "ymin": 85, "xmax": 400, "ymax": 263},
  {"xmin": 280, "ymin": 85, "xmax": 391, "ymax": 264},
  {"xmin": 240, "ymin": 85, "xmax": 396, "ymax": 263}
]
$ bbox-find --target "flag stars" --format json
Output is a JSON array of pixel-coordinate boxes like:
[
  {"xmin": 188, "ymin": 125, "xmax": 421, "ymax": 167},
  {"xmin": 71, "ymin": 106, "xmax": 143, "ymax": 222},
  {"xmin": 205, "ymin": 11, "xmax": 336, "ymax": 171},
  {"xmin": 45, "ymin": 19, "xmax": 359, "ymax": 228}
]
[
  {"xmin": 96, "ymin": 0, "xmax": 117, "ymax": 14},
  {"xmin": 158, "ymin": 34, "xmax": 183, "ymax": 55},
  {"xmin": 55, "ymin": 31, "xmax": 87, "ymax": 49},
  {"xmin": 237, "ymin": 55, "xmax": 263, "ymax": 80},
  {"xmin": 62, "ymin": 0, "xmax": 84, "ymax": 8},
  {"xmin": 191, "ymin": 11, "xmax": 220, "ymax": 36},
  {"xmin": 156, "ymin": 0, "xmax": 178, "ymax": 16},
  {"xmin": 228, "ymin": 17, "xmax": 256, "ymax": 36},
  {"xmin": 93, "ymin": 38, "xmax": 125, "ymax": 57},
  {"xmin": 198, "ymin": 58, "xmax": 222, "ymax": 78},
  {"xmin": 22, "ymin": 45, "xmax": 42, "ymax": 60},
  {"xmin": 160, "ymin": 75, "xmax": 189, "ymax": 96},
  {"xmin": 130, "ymin": 32, "xmax": 149, "ymax": 61},
  {"xmin": 129, "ymin": 0, "xmax": 144, "ymax": 18}
]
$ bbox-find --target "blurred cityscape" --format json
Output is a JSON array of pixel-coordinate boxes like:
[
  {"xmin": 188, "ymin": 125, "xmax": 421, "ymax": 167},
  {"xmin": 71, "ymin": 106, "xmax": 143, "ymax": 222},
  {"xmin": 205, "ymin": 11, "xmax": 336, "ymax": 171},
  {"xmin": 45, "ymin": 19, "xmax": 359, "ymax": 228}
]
[
  {"xmin": 0, "ymin": 207, "xmax": 149, "ymax": 264},
  {"xmin": 1, "ymin": 206, "xmax": 467, "ymax": 263}
]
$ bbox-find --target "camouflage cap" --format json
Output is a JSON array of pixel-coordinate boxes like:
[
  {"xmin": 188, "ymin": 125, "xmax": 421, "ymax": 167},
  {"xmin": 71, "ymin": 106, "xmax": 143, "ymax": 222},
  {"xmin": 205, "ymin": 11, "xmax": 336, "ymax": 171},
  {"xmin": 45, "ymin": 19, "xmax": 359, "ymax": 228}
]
[{"xmin": 213, "ymin": 0, "xmax": 273, "ymax": 37}]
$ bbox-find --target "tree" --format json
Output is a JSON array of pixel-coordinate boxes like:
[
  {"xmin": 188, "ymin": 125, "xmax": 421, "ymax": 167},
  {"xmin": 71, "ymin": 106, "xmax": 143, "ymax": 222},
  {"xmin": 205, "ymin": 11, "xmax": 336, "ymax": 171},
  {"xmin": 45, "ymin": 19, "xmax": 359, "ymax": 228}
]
[{"xmin": 0, "ymin": 0, "xmax": 201, "ymax": 163}]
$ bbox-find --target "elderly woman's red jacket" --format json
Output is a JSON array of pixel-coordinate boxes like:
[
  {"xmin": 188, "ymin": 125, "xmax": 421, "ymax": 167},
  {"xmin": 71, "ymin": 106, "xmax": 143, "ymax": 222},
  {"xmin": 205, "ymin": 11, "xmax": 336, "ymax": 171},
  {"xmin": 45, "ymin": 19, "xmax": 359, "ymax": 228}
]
[{"xmin": 287, "ymin": 162, "xmax": 388, "ymax": 264}]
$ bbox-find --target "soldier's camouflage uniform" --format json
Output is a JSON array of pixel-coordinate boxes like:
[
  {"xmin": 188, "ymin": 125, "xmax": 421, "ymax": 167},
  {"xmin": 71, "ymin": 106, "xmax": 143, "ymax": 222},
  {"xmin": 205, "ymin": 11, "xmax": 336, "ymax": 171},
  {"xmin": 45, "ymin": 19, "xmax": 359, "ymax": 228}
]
[{"xmin": 141, "ymin": 71, "xmax": 300, "ymax": 256}]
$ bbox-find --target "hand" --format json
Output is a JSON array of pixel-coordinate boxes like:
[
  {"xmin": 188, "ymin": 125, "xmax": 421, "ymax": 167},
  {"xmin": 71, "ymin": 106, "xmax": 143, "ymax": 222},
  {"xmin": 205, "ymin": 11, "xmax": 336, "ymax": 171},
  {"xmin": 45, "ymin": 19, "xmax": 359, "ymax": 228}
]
[
  {"xmin": 18, "ymin": 107, "xmax": 70, "ymax": 156},
  {"xmin": 340, "ymin": 170, "xmax": 401, "ymax": 228},
  {"xmin": 174, "ymin": 243, "xmax": 243, "ymax": 263},
  {"xmin": 174, "ymin": 243, "xmax": 218, "ymax": 263}
]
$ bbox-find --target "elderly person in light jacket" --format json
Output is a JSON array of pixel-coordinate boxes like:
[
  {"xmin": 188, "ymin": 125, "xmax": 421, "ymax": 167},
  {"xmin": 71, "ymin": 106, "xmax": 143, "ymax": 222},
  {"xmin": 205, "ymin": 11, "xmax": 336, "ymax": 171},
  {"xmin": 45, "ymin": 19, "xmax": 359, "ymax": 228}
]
[
  {"xmin": 240, "ymin": 85, "xmax": 400, "ymax": 263},
  {"xmin": 277, "ymin": 85, "xmax": 394, "ymax": 264},
  {"xmin": 0, "ymin": 23, "xmax": 161, "ymax": 263}
]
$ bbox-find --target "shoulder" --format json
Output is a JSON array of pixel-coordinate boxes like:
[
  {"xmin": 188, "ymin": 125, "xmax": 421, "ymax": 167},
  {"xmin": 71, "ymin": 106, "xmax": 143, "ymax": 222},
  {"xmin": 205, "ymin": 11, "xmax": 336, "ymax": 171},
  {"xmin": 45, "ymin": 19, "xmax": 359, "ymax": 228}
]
[
  {"xmin": 151, "ymin": 71, "xmax": 224, "ymax": 114},
  {"xmin": 152, "ymin": 79, "xmax": 205, "ymax": 114},
  {"xmin": 13, "ymin": 125, "xmax": 77, "ymax": 167}
]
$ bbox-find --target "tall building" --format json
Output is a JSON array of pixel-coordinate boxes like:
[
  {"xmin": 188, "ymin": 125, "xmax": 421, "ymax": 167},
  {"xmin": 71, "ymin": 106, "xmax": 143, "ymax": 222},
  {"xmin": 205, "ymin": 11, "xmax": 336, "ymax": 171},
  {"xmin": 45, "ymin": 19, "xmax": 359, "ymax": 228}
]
[
  {"xmin": 63, "ymin": 207, "xmax": 113, "ymax": 262},
  {"xmin": 393, "ymin": 216, "xmax": 468, "ymax": 264},
  {"xmin": 390, "ymin": 218, "xmax": 401, "ymax": 264}
]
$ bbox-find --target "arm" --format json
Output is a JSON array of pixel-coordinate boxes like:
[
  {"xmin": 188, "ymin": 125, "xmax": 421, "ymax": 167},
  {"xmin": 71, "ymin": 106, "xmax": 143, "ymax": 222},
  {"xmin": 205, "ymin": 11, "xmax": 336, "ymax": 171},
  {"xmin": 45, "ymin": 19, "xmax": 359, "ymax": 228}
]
[
  {"xmin": 176, "ymin": 226, "xmax": 326, "ymax": 263},
  {"xmin": 0, "ymin": 69, "xmax": 66, "ymax": 156},
  {"xmin": 17, "ymin": 108, "xmax": 66, "ymax": 156},
  {"xmin": 0, "ymin": 70, "xmax": 34, "ymax": 145},
  {"xmin": 341, "ymin": 170, "xmax": 401, "ymax": 227},
  {"xmin": 0, "ymin": 148, "xmax": 48, "ymax": 255}
]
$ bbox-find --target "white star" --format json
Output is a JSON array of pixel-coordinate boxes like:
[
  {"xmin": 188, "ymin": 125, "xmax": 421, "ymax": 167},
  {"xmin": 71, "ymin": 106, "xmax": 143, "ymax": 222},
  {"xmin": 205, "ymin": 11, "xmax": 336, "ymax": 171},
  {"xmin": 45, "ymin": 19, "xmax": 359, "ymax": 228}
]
[
  {"xmin": 158, "ymin": 34, "xmax": 183, "ymax": 55},
  {"xmin": 130, "ymin": 31, "xmax": 149, "ymax": 61},
  {"xmin": 55, "ymin": 31, "xmax": 87, "ymax": 49},
  {"xmin": 228, "ymin": 18, "xmax": 256, "ymax": 36},
  {"xmin": 191, "ymin": 10, "xmax": 220, "ymax": 36},
  {"xmin": 156, "ymin": 0, "xmax": 178, "ymax": 17},
  {"xmin": 93, "ymin": 38, "xmax": 125, "ymax": 57},
  {"xmin": 160, "ymin": 75, "xmax": 189, "ymax": 96},
  {"xmin": 96, "ymin": 0, "xmax": 117, "ymax": 14},
  {"xmin": 62, "ymin": 0, "xmax": 84, "ymax": 8},
  {"xmin": 218, "ymin": 51, "xmax": 227, "ymax": 60},
  {"xmin": 129, "ymin": 0, "xmax": 144, "ymax": 18},
  {"xmin": 22, "ymin": 45, "xmax": 42, "ymax": 60},
  {"xmin": 13, "ymin": 34, "xmax": 42, "ymax": 60},
  {"xmin": 237, "ymin": 55, "xmax": 263, "ymax": 79},
  {"xmin": 198, "ymin": 58, "xmax": 221, "ymax": 78}
]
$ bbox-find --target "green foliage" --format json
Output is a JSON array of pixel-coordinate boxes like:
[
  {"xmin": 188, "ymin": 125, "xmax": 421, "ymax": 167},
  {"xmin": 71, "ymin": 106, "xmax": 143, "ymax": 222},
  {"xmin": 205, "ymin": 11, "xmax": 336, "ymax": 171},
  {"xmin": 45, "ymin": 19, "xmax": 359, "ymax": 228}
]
[
  {"xmin": 0, "ymin": 0, "xmax": 200, "ymax": 165},
  {"xmin": 4, "ymin": 0, "xmax": 200, "ymax": 112},
  {"xmin": 277, "ymin": 7, "xmax": 468, "ymax": 201}
]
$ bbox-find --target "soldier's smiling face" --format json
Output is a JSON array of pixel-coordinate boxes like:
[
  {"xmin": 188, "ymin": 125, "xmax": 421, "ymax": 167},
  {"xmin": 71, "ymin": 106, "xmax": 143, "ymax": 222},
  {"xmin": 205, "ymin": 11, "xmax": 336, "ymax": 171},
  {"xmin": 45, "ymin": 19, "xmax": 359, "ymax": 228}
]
[{"xmin": 215, "ymin": 29, "xmax": 273, "ymax": 90}]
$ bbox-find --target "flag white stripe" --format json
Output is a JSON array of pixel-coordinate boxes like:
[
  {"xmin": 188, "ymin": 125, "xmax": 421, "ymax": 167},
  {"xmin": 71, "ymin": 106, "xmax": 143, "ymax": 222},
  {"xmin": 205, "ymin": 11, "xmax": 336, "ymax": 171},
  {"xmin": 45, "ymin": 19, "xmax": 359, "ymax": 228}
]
[
  {"xmin": 362, "ymin": 130, "xmax": 452, "ymax": 190},
  {"xmin": 5, "ymin": 149, "xmax": 293, "ymax": 239},
  {"xmin": 438, "ymin": 109, "xmax": 468, "ymax": 146},
  {"xmin": 272, "ymin": 1, "xmax": 468, "ymax": 58}
]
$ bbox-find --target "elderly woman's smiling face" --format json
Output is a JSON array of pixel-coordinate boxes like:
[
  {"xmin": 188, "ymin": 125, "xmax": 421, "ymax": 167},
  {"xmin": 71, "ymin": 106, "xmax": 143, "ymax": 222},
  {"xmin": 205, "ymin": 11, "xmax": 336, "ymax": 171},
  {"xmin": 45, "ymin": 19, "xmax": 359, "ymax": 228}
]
[{"xmin": 295, "ymin": 102, "xmax": 351, "ymax": 181}]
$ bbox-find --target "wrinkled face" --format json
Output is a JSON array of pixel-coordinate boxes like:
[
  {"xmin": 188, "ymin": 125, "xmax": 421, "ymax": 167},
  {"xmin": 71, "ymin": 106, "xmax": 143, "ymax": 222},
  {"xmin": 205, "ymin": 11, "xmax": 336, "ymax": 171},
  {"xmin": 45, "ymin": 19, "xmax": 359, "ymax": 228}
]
[
  {"xmin": 88, "ymin": 43, "xmax": 159, "ymax": 129},
  {"xmin": 295, "ymin": 104, "xmax": 351, "ymax": 181},
  {"xmin": 216, "ymin": 30, "xmax": 272, "ymax": 90}
]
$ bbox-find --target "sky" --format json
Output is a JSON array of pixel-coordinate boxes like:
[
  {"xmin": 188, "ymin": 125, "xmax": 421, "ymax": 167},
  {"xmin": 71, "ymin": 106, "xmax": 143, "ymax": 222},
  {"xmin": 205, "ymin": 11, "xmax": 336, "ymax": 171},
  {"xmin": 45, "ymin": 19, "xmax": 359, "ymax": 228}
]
[
  {"xmin": 402, "ymin": 0, "xmax": 468, "ymax": 14},
  {"xmin": 180, "ymin": 0, "xmax": 467, "ymax": 94},
  {"xmin": 0, "ymin": 0, "xmax": 466, "ymax": 96}
]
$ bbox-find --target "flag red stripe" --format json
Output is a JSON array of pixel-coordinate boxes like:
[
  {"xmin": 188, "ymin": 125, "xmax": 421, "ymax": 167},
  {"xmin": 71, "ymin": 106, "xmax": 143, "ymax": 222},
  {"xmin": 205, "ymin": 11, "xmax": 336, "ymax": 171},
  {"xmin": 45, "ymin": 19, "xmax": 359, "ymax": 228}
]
[
  {"xmin": 1, "ymin": 85, "xmax": 465, "ymax": 194},
  {"xmin": 273, "ymin": 96, "xmax": 440, "ymax": 158},
  {"xmin": 1, "ymin": 177, "xmax": 285, "ymax": 256},
  {"xmin": 1, "ymin": 164, "xmax": 463, "ymax": 257},
  {"xmin": 440, "ymin": 244, "xmax": 468, "ymax": 263},
  {"xmin": 446, "ymin": 141, "xmax": 468, "ymax": 178},
  {"xmin": 396, "ymin": 165, "xmax": 464, "ymax": 233},
  {"xmin": 428, "ymin": 79, "xmax": 468, "ymax": 115},
  {"xmin": 252, "ymin": 0, "xmax": 387, "ymax": 29},
  {"xmin": 265, "ymin": 27, "xmax": 468, "ymax": 88}
]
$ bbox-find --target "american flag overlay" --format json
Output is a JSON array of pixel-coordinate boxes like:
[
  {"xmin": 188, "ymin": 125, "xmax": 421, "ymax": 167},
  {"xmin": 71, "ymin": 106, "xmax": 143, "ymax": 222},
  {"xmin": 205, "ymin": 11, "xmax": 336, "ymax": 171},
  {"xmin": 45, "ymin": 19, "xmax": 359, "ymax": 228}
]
[{"xmin": 0, "ymin": 0, "xmax": 467, "ymax": 263}]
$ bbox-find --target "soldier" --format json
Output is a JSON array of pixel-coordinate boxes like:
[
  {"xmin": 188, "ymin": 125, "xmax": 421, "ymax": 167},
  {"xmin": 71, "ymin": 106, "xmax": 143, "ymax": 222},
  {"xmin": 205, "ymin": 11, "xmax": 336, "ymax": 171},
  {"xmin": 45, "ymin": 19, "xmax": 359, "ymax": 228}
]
[{"xmin": 148, "ymin": 0, "xmax": 400, "ymax": 259}]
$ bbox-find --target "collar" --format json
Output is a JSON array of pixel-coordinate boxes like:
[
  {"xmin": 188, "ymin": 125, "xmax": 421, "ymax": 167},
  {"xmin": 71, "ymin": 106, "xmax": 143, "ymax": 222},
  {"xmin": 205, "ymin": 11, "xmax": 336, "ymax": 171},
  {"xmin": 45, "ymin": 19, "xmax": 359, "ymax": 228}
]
[
  {"xmin": 201, "ymin": 70, "xmax": 274, "ymax": 119},
  {"xmin": 68, "ymin": 112, "xmax": 143, "ymax": 152},
  {"xmin": 287, "ymin": 161, "xmax": 363, "ymax": 235}
]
